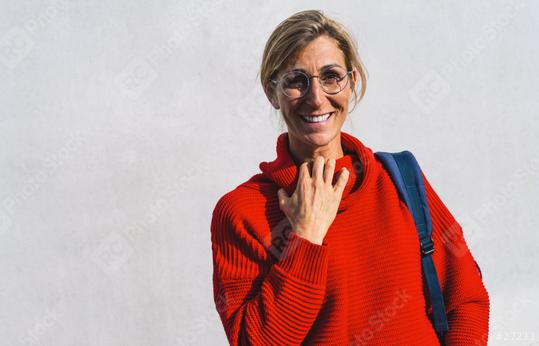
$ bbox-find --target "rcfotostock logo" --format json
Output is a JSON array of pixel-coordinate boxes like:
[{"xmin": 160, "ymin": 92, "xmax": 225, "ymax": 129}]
[
  {"xmin": 351, "ymin": 289, "xmax": 412, "ymax": 345},
  {"xmin": 261, "ymin": 216, "xmax": 294, "ymax": 261},
  {"xmin": 408, "ymin": 71, "xmax": 452, "ymax": 115},
  {"xmin": 409, "ymin": 0, "xmax": 525, "ymax": 115},
  {"xmin": 90, "ymin": 178, "xmax": 185, "ymax": 275},
  {"xmin": 114, "ymin": 0, "xmax": 225, "ymax": 100},
  {"xmin": 0, "ymin": 208, "xmax": 13, "ymax": 237},
  {"xmin": 176, "ymin": 289, "xmax": 231, "ymax": 346},
  {"xmin": 90, "ymin": 232, "xmax": 135, "ymax": 275},
  {"xmin": 1, "ymin": 130, "xmax": 86, "ymax": 238},
  {"xmin": 115, "ymin": 56, "xmax": 158, "ymax": 100},
  {"xmin": 214, "ymin": 289, "xmax": 231, "ymax": 315},
  {"xmin": 0, "ymin": 0, "xmax": 67, "ymax": 69},
  {"xmin": 0, "ymin": 27, "xmax": 35, "ymax": 69},
  {"xmin": 440, "ymin": 214, "xmax": 484, "ymax": 258}
]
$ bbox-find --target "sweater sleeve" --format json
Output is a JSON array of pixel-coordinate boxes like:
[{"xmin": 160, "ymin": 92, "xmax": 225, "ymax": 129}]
[
  {"xmin": 210, "ymin": 194, "xmax": 329, "ymax": 346},
  {"xmin": 422, "ymin": 172, "xmax": 490, "ymax": 346}
]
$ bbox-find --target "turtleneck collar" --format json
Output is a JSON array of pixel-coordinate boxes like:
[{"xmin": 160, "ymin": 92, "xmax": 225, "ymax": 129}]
[{"xmin": 259, "ymin": 131, "xmax": 375, "ymax": 211}]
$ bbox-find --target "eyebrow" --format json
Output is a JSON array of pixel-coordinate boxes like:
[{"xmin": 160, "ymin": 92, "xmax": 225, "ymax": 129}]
[{"xmin": 288, "ymin": 63, "xmax": 343, "ymax": 73}]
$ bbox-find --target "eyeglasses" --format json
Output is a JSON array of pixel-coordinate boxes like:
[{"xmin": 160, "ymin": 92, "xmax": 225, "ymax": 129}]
[{"xmin": 270, "ymin": 65, "xmax": 353, "ymax": 99}]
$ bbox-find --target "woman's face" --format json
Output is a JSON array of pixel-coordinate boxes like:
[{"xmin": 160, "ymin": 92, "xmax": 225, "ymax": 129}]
[{"xmin": 268, "ymin": 35, "xmax": 357, "ymax": 152}]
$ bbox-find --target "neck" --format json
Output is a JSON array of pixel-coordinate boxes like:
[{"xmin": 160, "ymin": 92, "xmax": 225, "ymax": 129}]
[{"xmin": 287, "ymin": 132, "xmax": 345, "ymax": 166}]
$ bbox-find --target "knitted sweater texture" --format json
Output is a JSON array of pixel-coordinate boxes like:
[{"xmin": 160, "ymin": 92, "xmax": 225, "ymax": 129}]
[{"xmin": 211, "ymin": 131, "xmax": 489, "ymax": 345}]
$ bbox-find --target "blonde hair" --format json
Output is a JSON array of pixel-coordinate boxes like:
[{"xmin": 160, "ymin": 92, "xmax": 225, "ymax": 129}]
[{"xmin": 260, "ymin": 9, "xmax": 368, "ymax": 113}]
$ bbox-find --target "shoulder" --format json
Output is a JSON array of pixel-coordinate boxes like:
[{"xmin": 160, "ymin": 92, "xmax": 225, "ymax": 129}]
[
  {"xmin": 210, "ymin": 174, "xmax": 279, "ymax": 262},
  {"xmin": 211, "ymin": 173, "xmax": 276, "ymax": 230},
  {"xmin": 421, "ymin": 170, "xmax": 457, "ymax": 222}
]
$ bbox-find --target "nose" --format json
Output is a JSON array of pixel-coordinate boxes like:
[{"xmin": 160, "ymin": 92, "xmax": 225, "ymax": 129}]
[{"xmin": 303, "ymin": 76, "xmax": 324, "ymax": 107}]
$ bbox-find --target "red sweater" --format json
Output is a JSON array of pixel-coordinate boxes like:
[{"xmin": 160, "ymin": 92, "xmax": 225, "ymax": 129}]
[{"xmin": 211, "ymin": 131, "xmax": 489, "ymax": 345}]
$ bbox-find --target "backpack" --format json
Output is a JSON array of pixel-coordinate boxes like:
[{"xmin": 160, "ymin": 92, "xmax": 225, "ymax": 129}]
[{"xmin": 374, "ymin": 150, "xmax": 448, "ymax": 345}]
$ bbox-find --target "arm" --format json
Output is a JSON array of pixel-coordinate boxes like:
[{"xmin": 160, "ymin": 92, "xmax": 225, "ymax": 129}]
[
  {"xmin": 211, "ymin": 195, "xmax": 329, "ymax": 346},
  {"xmin": 422, "ymin": 173, "xmax": 490, "ymax": 345}
]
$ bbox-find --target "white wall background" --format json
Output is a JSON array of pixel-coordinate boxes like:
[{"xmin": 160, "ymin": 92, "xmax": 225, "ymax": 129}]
[{"xmin": 1, "ymin": 1, "xmax": 537, "ymax": 345}]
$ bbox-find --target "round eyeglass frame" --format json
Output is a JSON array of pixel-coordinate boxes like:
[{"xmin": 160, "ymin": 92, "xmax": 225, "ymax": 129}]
[{"xmin": 270, "ymin": 68, "xmax": 353, "ymax": 99}]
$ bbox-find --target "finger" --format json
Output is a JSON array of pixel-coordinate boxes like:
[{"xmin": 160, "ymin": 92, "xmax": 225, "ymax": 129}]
[
  {"xmin": 333, "ymin": 168, "xmax": 349, "ymax": 196},
  {"xmin": 324, "ymin": 158, "xmax": 336, "ymax": 185},
  {"xmin": 298, "ymin": 161, "xmax": 311, "ymax": 183},
  {"xmin": 277, "ymin": 188, "xmax": 288, "ymax": 210},
  {"xmin": 311, "ymin": 156, "xmax": 325, "ymax": 182}
]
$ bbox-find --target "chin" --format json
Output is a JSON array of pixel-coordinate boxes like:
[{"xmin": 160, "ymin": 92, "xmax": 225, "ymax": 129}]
[{"xmin": 301, "ymin": 130, "xmax": 339, "ymax": 146}]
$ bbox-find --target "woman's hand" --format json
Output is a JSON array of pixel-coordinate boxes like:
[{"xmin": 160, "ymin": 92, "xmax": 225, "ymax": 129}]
[{"xmin": 277, "ymin": 156, "xmax": 349, "ymax": 245}]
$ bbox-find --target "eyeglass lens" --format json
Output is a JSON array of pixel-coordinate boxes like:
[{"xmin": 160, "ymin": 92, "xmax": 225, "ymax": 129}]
[{"xmin": 279, "ymin": 66, "xmax": 350, "ymax": 98}]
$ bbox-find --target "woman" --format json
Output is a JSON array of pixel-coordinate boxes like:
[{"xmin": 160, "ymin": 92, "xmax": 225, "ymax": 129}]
[{"xmin": 211, "ymin": 10, "xmax": 489, "ymax": 345}]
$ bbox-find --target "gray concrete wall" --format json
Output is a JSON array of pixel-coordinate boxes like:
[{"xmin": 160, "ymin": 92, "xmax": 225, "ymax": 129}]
[{"xmin": 1, "ymin": 1, "xmax": 537, "ymax": 345}]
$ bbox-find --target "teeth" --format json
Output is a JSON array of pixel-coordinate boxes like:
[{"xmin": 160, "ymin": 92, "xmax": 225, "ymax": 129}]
[{"xmin": 301, "ymin": 112, "xmax": 332, "ymax": 123}]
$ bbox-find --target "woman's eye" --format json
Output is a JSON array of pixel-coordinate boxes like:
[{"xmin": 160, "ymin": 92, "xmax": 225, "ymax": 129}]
[
  {"xmin": 285, "ymin": 76, "xmax": 306, "ymax": 88},
  {"xmin": 322, "ymin": 73, "xmax": 339, "ymax": 81}
]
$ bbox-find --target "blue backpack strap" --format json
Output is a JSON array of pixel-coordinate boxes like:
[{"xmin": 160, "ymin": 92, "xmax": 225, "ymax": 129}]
[{"xmin": 374, "ymin": 150, "xmax": 449, "ymax": 344}]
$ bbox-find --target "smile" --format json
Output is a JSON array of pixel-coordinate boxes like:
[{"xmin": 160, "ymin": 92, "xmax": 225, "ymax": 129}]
[{"xmin": 300, "ymin": 112, "xmax": 334, "ymax": 123}]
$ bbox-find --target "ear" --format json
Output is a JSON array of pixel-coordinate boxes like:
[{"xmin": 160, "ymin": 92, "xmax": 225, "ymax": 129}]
[
  {"xmin": 350, "ymin": 68, "xmax": 358, "ymax": 89},
  {"xmin": 264, "ymin": 84, "xmax": 280, "ymax": 110}
]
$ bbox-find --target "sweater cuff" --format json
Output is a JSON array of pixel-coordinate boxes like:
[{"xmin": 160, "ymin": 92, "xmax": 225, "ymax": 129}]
[{"xmin": 275, "ymin": 231, "xmax": 329, "ymax": 285}]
